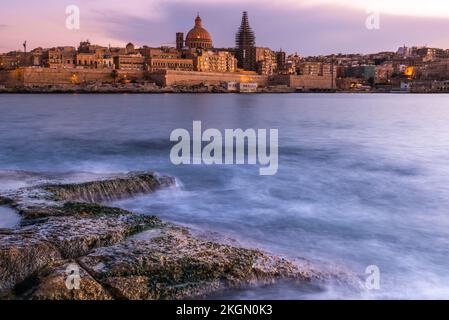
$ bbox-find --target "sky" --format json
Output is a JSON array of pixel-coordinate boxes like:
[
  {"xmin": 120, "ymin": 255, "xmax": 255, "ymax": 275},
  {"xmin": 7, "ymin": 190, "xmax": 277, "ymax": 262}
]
[{"xmin": 0, "ymin": 0, "xmax": 448, "ymax": 56}]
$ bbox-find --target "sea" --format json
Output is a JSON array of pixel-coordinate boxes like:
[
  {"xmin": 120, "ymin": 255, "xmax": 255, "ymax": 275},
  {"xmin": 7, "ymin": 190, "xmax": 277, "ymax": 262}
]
[{"xmin": 1, "ymin": 93, "xmax": 449, "ymax": 299}]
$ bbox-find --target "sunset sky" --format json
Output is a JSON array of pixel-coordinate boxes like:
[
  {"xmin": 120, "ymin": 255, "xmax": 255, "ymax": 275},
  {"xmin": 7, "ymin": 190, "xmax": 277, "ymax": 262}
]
[{"xmin": 1, "ymin": 0, "xmax": 449, "ymax": 55}]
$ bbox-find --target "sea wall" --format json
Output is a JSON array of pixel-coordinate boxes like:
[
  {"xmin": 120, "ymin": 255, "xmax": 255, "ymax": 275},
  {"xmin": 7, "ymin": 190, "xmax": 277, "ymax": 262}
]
[
  {"xmin": 0, "ymin": 68, "xmax": 145, "ymax": 88},
  {"xmin": 0, "ymin": 68, "xmax": 336, "ymax": 91},
  {"xmin": 270, "ymin": 74, "xmax": 336, "ymax": 90},
  {"xmin": 149, "ymin": 70, "xmax": 269, "ymax": 87}
]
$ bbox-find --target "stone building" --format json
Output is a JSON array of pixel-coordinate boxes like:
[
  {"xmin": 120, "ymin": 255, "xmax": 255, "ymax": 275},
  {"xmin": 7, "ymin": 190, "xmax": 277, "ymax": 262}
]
[
  {"xmin": 0, "ymin": 54, "xmax": 20, "ymax": 70},
  {"xmin": 75, "ymin": 41, "xmax": 114, "ymax": 69},
  {"xmin": 48, "ymin": 47, "xmax": 76, "ymax": 68},
  {"xmin": 254, "ymin": 47, "xmax": 277, "ymax": 75},
  {"xmin": 176, "ymin": 33, "xmax": 185, "ymax": 50},
  {"xmin": 113, "ymin": 54, "xmax": 145, "ymax": 71},
  {"xmin": 31, "ymin": 48, "xmax": 49, "ymax": 67},
  {"xmin": 375, "ymin": 62, "xmax": 394, "ymax": 84},
  {"xmin": 270, "ymin": 61, "xmax": 336, "ymax": 90},
  {"xmin": 420, "ymin": 60, "xmax": 449, "ymax": 80},
  {"xmin": 141, "ymin": 47, "xmax": 194, "ymax": 72},
  {"xmin": 149, "ymin": 57, "xmax": 193, "ymax": 72},
  {"xmin": 76, "ymin": 52, "xmax": 113, "ymax": 69},
  {"xmin": 185, "ymin": 14, "xmax": 213, "ymax": 49},
  {"xmin": 194, "ymin": 50, "xmax": 237, "ymax": 73}
]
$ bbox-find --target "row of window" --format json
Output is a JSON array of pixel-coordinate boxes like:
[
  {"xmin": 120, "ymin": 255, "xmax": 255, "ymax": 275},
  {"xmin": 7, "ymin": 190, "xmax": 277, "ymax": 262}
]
[{"xmin": 152, "ymin": 62, "xmax": 192, "ymax": 68}]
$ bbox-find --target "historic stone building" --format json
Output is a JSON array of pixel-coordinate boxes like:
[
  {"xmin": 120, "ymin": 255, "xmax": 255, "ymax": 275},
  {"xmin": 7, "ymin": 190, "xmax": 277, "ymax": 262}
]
[
  {"xmin": 185, "ymin": 14, "xmax": 213, "ymax": 49},
  {"xmin": 141, "ymin": 47, "xmax": 194, "ymax": 72},
  {"xmin": 0, "ymin": 54, "xmax": 21, "ymax": 70},
  {"xmin": 176, "ymin": 33, "xmax": 185, "ymax": 50},
  {"xmin": 48, "ymin": 47, "xmax": 76, "ymax": 68},
  {"xmin": 113, "ymin": 54, "xmax": 145, "ymax": 71},
  {"xmin": 194, "ymin": 50, "xmax": 237, "ymax": 73},
  {"xmin": 76, "ymin": 41, "xmax": 114, "ymax": 69},
  {"xmin": 254, "ymin": 47, "xmax": 277, "ymax": 75}
]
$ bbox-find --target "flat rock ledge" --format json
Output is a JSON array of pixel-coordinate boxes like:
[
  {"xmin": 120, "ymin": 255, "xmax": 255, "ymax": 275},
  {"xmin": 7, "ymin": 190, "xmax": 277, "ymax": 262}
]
[{"xmin": 0, "ymin": 171, "xmax": 360, "ymax": 300}]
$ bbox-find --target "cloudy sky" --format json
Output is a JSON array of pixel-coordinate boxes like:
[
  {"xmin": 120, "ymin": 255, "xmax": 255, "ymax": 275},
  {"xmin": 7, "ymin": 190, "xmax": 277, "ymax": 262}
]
[{"xmin": 1, "ymin": 0, "xmax": 448, "ymax": 56}]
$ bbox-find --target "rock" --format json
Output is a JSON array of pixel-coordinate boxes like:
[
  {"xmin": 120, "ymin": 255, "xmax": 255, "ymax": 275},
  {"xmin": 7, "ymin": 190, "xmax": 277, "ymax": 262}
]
[
  {"xmin": 0, "ymin": 230, "xmax": 61, "ymax": 296},
  {"xmin": 79, "ymin": 224, "xmax": 316, "ymax": 300},
  {"xmin": 42, "ymin": 172, "xmax": 175, "ymax": 203},
  {"xmin": 0, "ymin": 170, "xmax": 360, "ymax": 300},
  {"xmin": 0, "ymin": 197, "xmax": 15, "ymax": 206},
  {"xmin": 24, "ymin": 204, "xmax": 162, "ymax": 259},
  {"xmin": 29, "ymin": 261, "xmax": 113, "ymax": 300},
  {"xmin": 0, "ymin": 203, "xmax": 161, "ymax": 297},
  {"xmin": 21, "ymin": 202, "xmax": 149, "ymax": 220}
]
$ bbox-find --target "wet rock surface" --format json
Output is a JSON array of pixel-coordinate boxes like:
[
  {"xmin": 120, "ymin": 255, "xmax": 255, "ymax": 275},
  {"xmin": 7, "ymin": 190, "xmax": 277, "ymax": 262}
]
[
  {"xmin": 0, "ymin": 170, "xmax": 360, "ymax": 300},
  {"xmin": 79, "ymin": 224, "xmax": 315, "ymax": 300},
  {"xmin": 43, "ymin": 172, "xmax": 175, "ymax": 203},
  {"xmin": 29, "ymin": 261, "xmax": 113, "ymax": 300}
]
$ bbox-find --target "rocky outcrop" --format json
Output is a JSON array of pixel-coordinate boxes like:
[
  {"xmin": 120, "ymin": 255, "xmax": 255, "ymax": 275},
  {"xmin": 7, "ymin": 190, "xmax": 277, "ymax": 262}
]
[
  {"xmin": 0, "ymin": 196, "xmax": 14, "ymax": 206},
  {"xmin": 3, "ymin": 171, "xmax": 175, "ymax": 216},
  {"xmin": 29, "ymin": 261, "xmax": 113, "ymax": 300},
  {"xmin": 0, "ymin": 202, "xmax": 161, "ymax": 297},
  {"xmin": 43, "ymin": 172, "xmax": 175, "ymax": 203},
  {"xmin": 0, "ymin": 229, "xmax": 61, "ymax": 296},
  {"xmin": 0, "ymin": 170, "xmax": 360, "ymax": 300},
  {"xmin": 79, "ymin": 224, "xmax": 314, "ymax": 300}
]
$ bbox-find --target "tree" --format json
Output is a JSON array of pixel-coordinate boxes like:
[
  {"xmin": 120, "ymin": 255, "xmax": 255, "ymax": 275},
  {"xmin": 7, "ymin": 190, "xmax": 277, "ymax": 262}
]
[{"xmin": 111, "ymin": 70, "xmax": 119, "ymax": 84}]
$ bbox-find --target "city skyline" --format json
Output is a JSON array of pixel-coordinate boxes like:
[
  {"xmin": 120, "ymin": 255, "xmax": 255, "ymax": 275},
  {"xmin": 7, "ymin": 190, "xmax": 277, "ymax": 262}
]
[{"xmin": 1, "ymin": 1, "xmax": 449, "ymax": 56}]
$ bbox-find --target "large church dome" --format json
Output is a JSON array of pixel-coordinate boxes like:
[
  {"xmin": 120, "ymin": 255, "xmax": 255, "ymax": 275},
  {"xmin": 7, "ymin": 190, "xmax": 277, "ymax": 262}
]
[{"xmin": 185, "ymin": 14, "xmax": 213, "ymax": 49}]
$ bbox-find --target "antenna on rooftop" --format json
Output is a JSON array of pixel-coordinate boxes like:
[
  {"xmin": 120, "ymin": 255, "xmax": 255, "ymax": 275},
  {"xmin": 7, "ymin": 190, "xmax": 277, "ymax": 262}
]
[{"xmin": 22, "ymin": 40, "xmax": 27, "ymax": 67}]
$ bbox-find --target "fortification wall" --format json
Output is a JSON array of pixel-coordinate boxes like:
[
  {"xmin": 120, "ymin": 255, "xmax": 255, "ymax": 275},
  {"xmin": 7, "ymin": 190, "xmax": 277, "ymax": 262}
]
[
  {"xmin": 0, "ymin": 68, "xmax": 145, "ymax": 87},
  {"xmin": 150, "ymin": 70, "xmax": 268, "ymax": 87},
  {"xmin": 271, "ymin": 74, "xmax": 336, "ymax": 90},
  {"xmin": 0, "ymin": 69, "xmax": 24, "ymax": 87}
]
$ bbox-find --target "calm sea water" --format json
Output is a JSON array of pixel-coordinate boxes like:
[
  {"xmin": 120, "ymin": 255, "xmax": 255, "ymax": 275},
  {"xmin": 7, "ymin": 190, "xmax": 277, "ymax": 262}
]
[{"xmin": 1, "ymin": 93, "xmax": 449, "ymax": 299}]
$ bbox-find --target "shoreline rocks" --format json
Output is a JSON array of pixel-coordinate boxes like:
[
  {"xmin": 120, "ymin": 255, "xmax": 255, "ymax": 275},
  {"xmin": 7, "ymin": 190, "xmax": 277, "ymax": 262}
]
[
  {"xmin": 0, "ymin": 170, "xmax": 361, "ymax": 300},
  {"xmin": 43, "ymin": 172, "xmax": 175, "ymax": 203}
]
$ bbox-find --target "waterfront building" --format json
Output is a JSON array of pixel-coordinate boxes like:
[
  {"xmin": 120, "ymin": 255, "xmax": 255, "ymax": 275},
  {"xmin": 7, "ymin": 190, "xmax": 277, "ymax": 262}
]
[
  {"xmin": 31, "ymin": 48, "xmax": 49, "ymax": 67},
  {"xmin": 76, "ymin": 52, "xmax": 113, "ymax": 69},
  {"xmin": 226, "ymin": 81, "xmax": 238, "ymax": 92},
  {"xmin": 254, "ymin": 47, "xmax": 277, "ymax": 75},
  {"xmin": 375, "ymin": 62, "xmax": 394, "ymax": 84},
  {"xmin": 238, "ymin": 82, "xmax": 258, "ymax": 93},
  {"xmin": 113, "ymin": 54, "xmax": 145, "ymax": 70},
  {"xmin": 268, "ymin": 61, "xmax": 337, "ymax": 90},
  {"xmin": 142, "ymin": 46, "xmax": 194, "ymax": 72},
  {"xmin": 235, "ymin": 11, "xmax": 256, "ymax": 71},
  {"xmin": 0, "ymin": 54, "xmax": 20, "ymax": 70},
  {"xmin": 48, "ymin": 47, "xmax": 76, "ymax": 68},
  {"xmin": 75, "ymin": 41, "xmax": 114, "ymax": 69},
  {"xmin": 194, "ymin": 50, "xmax": 237, "ymax": 73},
  {"xmin": 420, "ymin": 60, "xmax": 449, "ymax": 80},
  {"xmin": 149, "ymin": 57, "xmax": 194, "ymax": 72},
  {"xmin": 185, "ymin": 14, "xmax": 213, "ymax": 49}
]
